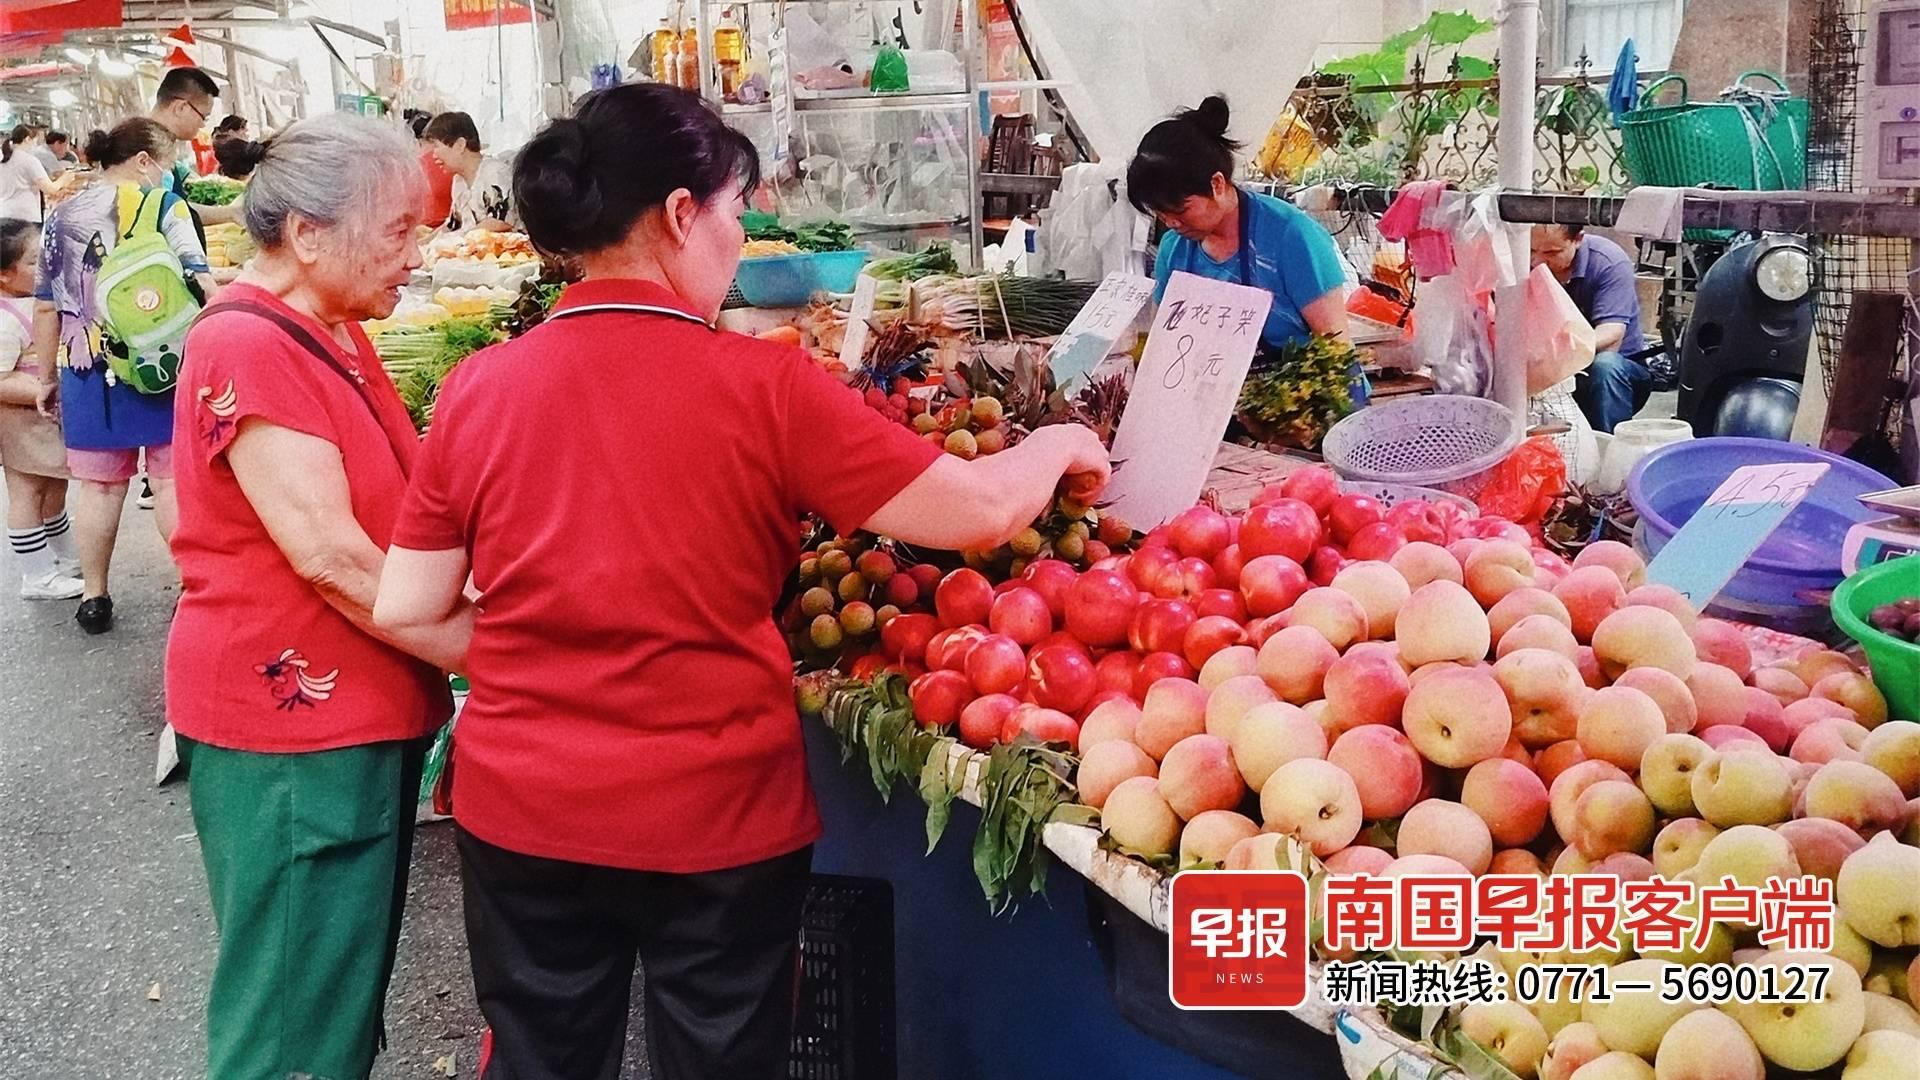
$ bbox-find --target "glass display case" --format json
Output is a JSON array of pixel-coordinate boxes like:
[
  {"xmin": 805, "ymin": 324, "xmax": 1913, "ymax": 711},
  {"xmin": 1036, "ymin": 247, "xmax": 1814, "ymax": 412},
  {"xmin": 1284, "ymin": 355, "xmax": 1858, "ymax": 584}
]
[{"xmin": 691, "ymin": 1, "xmax": 982, "ymax": 264}]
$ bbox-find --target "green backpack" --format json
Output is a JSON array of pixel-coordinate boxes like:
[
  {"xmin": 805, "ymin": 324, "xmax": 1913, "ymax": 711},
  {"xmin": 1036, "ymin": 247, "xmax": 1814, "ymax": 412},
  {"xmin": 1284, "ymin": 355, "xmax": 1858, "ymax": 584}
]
[{"xmin": 96, "ymin": 185, "xmax": 200, "ymax": 395}]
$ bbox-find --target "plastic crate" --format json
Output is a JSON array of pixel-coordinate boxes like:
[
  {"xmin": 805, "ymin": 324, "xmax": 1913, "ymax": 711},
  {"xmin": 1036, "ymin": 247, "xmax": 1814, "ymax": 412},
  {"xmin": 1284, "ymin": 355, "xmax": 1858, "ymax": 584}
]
[{"xmin": 789, "ymin": 875, "xmax": 896, "ymax": 1080}]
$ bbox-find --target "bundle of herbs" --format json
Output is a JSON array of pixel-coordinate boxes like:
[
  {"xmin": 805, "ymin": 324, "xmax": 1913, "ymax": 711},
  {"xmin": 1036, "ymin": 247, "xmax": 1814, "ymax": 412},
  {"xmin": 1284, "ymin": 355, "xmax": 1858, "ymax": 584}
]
[
  {"xmin": 375, "ymin": 318, "xmax": 503, "ymax": 429},
  {"xmin": 1235, "ymin": 333, "xmax": 1360, "ymax": 450}
]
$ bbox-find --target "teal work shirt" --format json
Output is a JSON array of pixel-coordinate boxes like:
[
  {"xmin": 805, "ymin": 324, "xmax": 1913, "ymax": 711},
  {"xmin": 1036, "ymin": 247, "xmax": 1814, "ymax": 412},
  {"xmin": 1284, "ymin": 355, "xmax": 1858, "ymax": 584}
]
[{"xmin": 1151, "ymin": 190, "xmax": 1348, "ymax": 351}]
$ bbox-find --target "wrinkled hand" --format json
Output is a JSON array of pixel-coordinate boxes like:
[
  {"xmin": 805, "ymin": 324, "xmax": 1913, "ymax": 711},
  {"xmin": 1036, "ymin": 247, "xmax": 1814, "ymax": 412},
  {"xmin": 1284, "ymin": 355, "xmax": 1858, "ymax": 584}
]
[{"xmin": 34, "ymin": 379, "xmax": 57, "ymax": 420}]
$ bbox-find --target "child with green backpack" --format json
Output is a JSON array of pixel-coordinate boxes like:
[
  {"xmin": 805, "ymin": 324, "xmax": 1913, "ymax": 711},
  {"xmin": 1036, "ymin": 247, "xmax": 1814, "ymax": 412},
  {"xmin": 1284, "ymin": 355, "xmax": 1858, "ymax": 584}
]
[{"xmin": 33, "ymin": 118, "xmax": 214, "ymax": 633}]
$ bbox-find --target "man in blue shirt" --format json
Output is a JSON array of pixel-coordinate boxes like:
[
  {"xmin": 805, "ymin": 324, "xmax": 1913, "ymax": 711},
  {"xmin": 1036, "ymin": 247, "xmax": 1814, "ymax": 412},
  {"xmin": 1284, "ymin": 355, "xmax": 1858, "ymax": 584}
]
[{"xmin": 1530, "ymin": 224, "xmax": 1647, "ymax": 432}]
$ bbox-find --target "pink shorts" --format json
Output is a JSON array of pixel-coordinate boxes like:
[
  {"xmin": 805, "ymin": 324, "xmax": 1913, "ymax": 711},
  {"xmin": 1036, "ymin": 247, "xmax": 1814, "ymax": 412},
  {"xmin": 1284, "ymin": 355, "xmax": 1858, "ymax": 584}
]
[{"xmin": 66, "ymin": 444, "xmax": 175, "ymax": 484}]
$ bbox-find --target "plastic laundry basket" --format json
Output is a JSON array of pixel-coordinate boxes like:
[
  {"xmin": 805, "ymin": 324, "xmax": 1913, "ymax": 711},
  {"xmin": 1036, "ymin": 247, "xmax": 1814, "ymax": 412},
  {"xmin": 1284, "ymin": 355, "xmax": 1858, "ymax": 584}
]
[{"xmin": 1320, "ymin": 395, "xmax": 1521, "ymax": 498}]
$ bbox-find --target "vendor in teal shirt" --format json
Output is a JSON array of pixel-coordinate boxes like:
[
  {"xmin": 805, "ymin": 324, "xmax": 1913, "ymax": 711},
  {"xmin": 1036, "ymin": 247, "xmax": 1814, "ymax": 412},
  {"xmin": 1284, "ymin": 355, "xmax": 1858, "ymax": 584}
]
[{"xmin": 1129, "ymin": 94, "xmax": 1364, "ymax": 403}]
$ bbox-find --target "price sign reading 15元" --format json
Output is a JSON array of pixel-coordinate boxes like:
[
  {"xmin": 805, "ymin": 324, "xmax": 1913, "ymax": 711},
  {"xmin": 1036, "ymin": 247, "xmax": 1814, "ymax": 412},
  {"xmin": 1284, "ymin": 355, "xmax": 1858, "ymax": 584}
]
[
  {"xmin": 1645, "ymin": 462, "xmax": 1831, "ymax": 609},
  {"xmin": 1103, "ymin": 271, "xmax": 1271, "ymax": 530}
]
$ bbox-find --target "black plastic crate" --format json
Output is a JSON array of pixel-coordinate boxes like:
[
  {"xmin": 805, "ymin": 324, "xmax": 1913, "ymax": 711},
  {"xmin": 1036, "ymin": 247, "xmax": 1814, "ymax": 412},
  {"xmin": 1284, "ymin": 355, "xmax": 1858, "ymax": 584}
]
[{"xmin": 789, "ymin": 874, "xmax": 897, "ymax": 1080}]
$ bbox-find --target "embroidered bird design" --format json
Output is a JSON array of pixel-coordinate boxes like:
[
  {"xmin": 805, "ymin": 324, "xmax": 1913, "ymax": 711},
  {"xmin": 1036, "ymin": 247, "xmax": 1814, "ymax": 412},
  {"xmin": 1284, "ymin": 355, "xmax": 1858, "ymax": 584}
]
[{"xmin": 255, "ymin": 648, "xmax": 341, "ymax": 711}]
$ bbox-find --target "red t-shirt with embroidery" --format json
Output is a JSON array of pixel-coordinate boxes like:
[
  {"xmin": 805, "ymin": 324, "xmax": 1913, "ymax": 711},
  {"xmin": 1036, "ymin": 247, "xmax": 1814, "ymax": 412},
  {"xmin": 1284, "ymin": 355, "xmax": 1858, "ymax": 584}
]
[
  {"xmin": 391, "ymin": 279, "xmax": 942, "ymax": 873},
  {"xmin": 166, "ymin": 283, "xmax": 452, "ymax": 752}
]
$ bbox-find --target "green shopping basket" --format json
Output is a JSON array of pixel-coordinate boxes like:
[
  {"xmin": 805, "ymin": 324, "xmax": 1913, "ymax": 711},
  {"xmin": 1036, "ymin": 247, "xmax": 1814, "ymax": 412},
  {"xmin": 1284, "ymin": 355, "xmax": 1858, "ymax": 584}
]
[{"xmin": 1619, "ymin": 71, "xmax": 1808, "ymax": 192}]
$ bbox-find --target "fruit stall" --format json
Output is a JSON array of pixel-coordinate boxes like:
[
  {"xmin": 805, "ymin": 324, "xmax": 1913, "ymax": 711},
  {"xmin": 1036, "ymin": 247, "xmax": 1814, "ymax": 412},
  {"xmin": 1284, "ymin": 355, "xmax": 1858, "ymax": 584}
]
[{"xmin": 351, "ymin": 212, "xmax": 1920, "ymax": 1080}]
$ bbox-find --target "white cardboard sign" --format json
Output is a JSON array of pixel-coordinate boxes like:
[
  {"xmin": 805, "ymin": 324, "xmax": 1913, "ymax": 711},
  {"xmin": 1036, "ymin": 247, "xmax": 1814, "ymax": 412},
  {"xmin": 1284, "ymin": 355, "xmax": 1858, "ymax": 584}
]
[
  {"xmin": 1044, "ymin": 271, "xmax": 1155, "ymax": 392},
  {"xmin": 839, "ymin": 273, "xmax": 879, "ymax": 364},
  {"xmin": 1102, "ymin": 271, "xmax": 1272, "ymax": 529}
]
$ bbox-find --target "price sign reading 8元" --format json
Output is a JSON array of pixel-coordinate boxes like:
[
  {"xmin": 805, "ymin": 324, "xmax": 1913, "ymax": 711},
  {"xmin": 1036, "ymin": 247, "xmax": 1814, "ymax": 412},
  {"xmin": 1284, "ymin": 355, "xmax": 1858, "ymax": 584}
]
[{"xmin": 1103, "ymin": 272, "xmax": 1271, "ymax": 529}]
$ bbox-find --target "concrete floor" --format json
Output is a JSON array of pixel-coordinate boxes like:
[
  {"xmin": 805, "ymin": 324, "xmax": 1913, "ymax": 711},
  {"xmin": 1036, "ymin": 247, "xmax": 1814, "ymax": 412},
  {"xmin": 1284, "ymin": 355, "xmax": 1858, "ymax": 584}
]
[{"xmin": 0, "ymin": 503, "xmax": 609, "ymax": 1079}]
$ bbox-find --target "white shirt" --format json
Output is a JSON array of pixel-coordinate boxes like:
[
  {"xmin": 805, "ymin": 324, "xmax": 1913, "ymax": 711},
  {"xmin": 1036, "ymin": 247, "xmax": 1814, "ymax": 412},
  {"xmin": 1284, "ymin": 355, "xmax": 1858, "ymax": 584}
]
[
  {"xmin": 448, "ymin": 154, "xmax": 517, "ymax": 231},
  {"xmin": 0, "ymin": 151, "xmax": 50, "ymax": 223}
]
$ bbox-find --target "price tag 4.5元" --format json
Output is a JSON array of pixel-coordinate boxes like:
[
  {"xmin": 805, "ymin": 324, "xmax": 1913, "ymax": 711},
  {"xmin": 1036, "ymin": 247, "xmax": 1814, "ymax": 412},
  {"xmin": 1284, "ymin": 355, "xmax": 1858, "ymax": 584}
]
[{"xmin": 1644, "ymin": 462, "xmax": 1831, "ymax": 609}]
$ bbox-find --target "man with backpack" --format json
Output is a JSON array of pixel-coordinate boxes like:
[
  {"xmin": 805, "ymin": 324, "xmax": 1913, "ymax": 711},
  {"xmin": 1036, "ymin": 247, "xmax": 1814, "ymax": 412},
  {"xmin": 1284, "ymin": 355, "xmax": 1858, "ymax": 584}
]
[{"xmin": 32, "ymin": 119, "xmax": 213, "ymax": 634}]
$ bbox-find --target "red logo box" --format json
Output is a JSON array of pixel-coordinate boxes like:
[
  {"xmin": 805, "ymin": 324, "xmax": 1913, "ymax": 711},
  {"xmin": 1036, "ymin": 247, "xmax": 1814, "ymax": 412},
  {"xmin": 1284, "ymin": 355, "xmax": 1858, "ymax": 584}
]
[{"xmin": 1169, "ymin": 870, "xmax": 1310, "ymax": 1010}]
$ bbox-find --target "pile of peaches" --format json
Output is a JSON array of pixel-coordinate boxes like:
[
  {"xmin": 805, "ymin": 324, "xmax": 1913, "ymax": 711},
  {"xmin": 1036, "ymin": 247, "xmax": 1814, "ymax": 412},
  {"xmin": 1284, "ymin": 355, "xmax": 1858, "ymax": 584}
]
[{"xmin": 1040, "ymin": 491, "xmax": 1919, "ymax": 1080}]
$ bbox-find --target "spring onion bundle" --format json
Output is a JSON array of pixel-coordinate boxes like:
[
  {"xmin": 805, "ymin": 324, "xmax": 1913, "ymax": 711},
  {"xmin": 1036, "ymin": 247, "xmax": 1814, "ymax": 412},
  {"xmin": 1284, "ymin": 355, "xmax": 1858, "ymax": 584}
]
[
  {"xmin": 375, "ymin": 318, "xmax": 503, "ymax": 429},
  {"xmin": 914, "ymin": 275, "xmax": 1099, "ymax": 339}
]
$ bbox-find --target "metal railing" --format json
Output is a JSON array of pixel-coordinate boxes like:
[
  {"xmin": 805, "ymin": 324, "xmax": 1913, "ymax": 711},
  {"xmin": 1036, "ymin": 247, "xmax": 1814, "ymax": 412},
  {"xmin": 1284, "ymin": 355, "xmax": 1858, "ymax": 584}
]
[{"xmin": 1283, "ymin": 52, "xmax": 1657, "ymax": 194}]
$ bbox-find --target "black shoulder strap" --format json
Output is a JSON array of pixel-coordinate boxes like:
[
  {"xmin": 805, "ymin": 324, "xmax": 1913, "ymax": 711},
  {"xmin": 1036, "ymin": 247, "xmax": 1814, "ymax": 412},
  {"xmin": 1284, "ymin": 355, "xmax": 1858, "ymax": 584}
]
[{"xmin": 197, "ymin": 299, "xmax": 416, "ymax": 464}]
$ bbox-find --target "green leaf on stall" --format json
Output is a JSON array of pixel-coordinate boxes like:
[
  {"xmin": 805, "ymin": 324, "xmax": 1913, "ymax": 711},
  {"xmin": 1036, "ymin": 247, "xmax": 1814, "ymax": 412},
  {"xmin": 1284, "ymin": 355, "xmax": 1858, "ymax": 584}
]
[
  {"xmin": 1051, "ymin": 802, "xmax": 1098, "ymax": 828},
  {"xmin": 1433, "ymin": 1017, "xmax": 1525, "ymax": 1080},
  {"xmin": 919, "ymin": 737, "xmax": 961, "ymax": 853},
  {"xmin": 1361, "ymin": 817, "xmax": 1402, "ymax": 852},
  {"xmin": 1425, "ymin": 10, "xmax": 1495, "ymax": 48},
  {"xmin": 971, "ymin": 737, "xmax": 1080, "ymax": 913}
]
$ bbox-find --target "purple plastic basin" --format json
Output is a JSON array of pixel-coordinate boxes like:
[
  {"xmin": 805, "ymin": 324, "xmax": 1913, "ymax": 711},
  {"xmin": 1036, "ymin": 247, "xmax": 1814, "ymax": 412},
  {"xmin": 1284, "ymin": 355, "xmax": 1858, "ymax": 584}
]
[{"xmin": 1625, "ymin": 437, "xmax": 1895, "ymax": 615}]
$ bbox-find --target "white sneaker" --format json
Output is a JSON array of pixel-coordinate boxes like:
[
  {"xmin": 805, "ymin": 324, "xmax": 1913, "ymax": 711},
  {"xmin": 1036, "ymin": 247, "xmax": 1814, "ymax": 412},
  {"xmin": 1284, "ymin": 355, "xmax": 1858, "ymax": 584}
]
[
  {"xmin": 135, "ymin": 476, "xmax": 155, "ymax": 510},
  {"xmin": 20, "ymin": 570, "xmax": 85, "ymax": 600}
]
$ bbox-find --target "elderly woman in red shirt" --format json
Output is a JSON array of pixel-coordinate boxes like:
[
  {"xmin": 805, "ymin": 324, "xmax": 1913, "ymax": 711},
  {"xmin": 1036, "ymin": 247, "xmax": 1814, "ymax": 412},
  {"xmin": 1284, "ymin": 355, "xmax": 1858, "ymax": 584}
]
[
  {"xmin": 374, "ymin": 83, "xmax": 1108, "ymax": 1080},
  {"xmin": 167, "ymin": 113, "xmax": 474, "ymax": 1080}
]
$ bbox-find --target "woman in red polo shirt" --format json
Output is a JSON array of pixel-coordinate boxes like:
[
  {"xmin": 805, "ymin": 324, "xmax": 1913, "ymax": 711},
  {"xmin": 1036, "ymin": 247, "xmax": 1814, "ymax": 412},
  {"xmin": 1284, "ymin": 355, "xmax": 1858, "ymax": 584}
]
[
  {"xmin": 167, "ymin": 114, "xmax": 475, "ymax": 1080},
  {"xmin": 374, "ymin": 83, "xmax": 1108, "ymax": 1080}
]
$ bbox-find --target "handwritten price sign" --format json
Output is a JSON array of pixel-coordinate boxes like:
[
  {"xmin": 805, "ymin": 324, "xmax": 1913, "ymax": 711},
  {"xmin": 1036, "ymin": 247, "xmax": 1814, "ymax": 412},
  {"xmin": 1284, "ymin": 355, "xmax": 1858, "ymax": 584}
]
[
  {"xmin": 1044, "ymin": 272, "xmax": 1155, "ymax": 392},
  {"xmin": 1645, "ymin": 462, "xmax": 1831, "ymax": 609},
  {"xmin": 1103, "ymin": 272, "xmax": 1271, "ymax": 529}
]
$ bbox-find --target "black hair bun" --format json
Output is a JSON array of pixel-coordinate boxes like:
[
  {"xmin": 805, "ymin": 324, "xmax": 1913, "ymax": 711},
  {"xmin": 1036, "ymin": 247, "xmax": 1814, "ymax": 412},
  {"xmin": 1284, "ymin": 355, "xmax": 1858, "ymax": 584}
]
[
  {"xmin": 1192, "ymin": 94, "xmax": 1232, "ymax": 137},
  {"xmin": 83, "ymin": 129, "xmax": 114, "ymax": 165},
  {"xmin": 514, "ymin": 117, "xmax": 600, "ymax": 255}
]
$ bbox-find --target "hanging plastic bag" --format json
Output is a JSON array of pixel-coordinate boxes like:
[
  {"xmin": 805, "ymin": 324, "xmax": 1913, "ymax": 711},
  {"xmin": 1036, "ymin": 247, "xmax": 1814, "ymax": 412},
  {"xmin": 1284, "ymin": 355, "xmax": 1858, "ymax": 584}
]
[
  {"xmin": 1520, "ymin": 263, "xmax": 1597, "ymax": 395},
  {"xmin": 1475, "ymin": 435, "xmax": 1570, "ymax": 526},
  {"xmin": 1412, "ymin": 274, "xmax": 1494, "ymax": 396}
]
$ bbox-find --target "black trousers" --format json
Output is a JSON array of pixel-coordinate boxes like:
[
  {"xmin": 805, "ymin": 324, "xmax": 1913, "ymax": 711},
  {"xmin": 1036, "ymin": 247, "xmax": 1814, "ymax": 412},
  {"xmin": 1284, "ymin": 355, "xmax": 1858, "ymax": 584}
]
[{"xmin": 457, "ymin": 827, "xmax": 812, "ymax": 1080}]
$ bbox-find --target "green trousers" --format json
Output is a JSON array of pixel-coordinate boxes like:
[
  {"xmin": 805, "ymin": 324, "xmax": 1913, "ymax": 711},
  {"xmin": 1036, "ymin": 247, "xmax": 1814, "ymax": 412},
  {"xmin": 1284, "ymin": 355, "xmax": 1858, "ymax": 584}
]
[{"xmin": 181, "ymin": 735, "xmax": 426, "ymax": 1080}]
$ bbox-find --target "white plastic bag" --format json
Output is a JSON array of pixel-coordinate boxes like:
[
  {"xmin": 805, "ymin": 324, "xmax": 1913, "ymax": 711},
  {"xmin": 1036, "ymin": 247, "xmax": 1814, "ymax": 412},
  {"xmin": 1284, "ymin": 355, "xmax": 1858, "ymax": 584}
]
[{"xmin": 1413, "ymin": 275, "xmax": 1494, "ymax": 396}]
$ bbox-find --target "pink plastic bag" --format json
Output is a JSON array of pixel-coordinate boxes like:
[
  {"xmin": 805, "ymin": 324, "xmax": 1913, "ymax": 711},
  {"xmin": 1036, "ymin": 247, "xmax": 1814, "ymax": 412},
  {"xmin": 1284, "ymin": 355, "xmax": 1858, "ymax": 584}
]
[{"xmin": 1520, "ymin": 264, "xmax": 1596, "ymax": 395}]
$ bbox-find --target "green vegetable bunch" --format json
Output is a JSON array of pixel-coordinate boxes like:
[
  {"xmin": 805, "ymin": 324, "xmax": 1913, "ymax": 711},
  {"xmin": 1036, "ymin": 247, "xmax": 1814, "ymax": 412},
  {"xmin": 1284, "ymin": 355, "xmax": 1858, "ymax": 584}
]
[
  {"xmin": 375, "ymin": 317, "xmax": 503, "ymax": 429},
  {"xmin": 1236, "ymin": 333, "xmax": 1360, "ymax": 449},
  {"xmin": 183, "ymin": 178, "xmax": 245, "ymax": 206},
  {"xmin": 864, "ymin": 241, "xmax": 960, "ymax": 282},
  {"xmin": 743, "ymin": 213, "xmax": 855, "ymax": 252}
]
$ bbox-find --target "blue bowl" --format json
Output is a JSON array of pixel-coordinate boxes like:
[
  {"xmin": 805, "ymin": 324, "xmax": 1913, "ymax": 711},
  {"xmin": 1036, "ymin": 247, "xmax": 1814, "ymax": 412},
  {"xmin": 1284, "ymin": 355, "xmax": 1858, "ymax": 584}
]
[
  {"xmin": 1626, "ymin": 437, "xmax": 1895, "ymax": 621},
  {"xmin": 811, "ymin": 249, "xmax": 870, "ymax": 293},
  {"xmin": 734, "ymin": 253, "xmax": 820, "ymax": 307}
]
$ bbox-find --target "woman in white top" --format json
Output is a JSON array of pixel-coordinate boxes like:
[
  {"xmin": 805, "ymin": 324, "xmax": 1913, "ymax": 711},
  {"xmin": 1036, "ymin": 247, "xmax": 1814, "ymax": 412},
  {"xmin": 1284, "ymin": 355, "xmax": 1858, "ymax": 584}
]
[
  {"xmin": 421, "ymin": 111, "xmax": 517, "ymax": 232},
  {"xmin": 0, "ymin": 126, "xmax": 61, "ymax": 223}
]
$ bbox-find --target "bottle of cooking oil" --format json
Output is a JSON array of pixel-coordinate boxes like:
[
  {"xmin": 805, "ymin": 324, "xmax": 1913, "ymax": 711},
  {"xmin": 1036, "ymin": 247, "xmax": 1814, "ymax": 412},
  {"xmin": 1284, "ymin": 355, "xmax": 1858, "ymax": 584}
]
[
  {"xmin": 647, "ymin": 15, "xmax": 677, "ymax": 83},
  {"xmin": 675, "ymin": 3, "xmax": 701, "ymax": 90},
  {"xmin": 714, "ymin": 6, "xmax": 747, "ymax": 100}
]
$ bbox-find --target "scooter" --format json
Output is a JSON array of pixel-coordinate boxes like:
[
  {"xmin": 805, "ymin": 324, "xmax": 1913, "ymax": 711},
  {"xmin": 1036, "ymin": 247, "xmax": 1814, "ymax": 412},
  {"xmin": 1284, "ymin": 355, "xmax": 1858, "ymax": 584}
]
[{"xmin": 1674, "ymin": 233, "xmax": 1817, "ymax": 439}]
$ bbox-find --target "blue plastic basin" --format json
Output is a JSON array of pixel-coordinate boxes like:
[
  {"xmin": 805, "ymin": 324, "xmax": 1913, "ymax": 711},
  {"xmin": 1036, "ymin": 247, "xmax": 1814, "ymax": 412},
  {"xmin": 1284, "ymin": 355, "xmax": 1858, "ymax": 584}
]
[
  {"xmin": 1626, "ymin": 437, "xmax": 1895, "ymax": 621},
  {"xmin": 812, "ymin": 249, "xmax": 870, "ymax": 293},
  {"xmin": 735, "ymin": 253, "xmax": 820, "ymax": 307}
]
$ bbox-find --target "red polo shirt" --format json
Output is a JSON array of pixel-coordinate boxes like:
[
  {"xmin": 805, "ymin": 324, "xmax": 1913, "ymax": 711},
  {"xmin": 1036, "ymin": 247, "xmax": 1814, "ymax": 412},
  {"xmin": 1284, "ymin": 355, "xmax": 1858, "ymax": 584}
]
[
  {"xmin": 392, "ymin": 279, "xmax": 942, "ymax": 873},
  {"xmin": 167, "ymin": 283, "xmax": 453, "ymax": 752}
]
